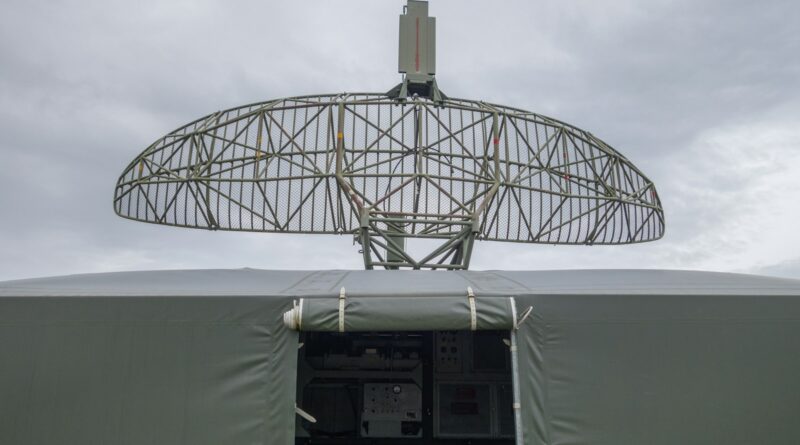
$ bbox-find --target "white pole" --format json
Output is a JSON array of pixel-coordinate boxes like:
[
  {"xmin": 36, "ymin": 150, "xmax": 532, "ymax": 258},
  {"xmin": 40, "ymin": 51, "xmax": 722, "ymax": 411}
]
[
  {"xmin": 509, "ymin": 297, "xmax": 524, "ymax": 445},
  {"xmin": 510, "ymin": 329, "xmax": 524, "ymax": 445}
]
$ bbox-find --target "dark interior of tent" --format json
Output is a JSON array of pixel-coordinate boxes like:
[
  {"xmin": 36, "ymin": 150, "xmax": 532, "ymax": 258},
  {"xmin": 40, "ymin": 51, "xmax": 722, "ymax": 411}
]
[{"xmin": 295, "ymin": 330, "xmax": 515, "ymax": 445}]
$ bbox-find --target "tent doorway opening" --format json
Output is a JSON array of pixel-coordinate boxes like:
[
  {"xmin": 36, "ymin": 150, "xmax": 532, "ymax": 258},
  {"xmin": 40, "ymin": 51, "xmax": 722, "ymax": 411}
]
[{"xmin": 295, "ymin": 330, "xmax": 515, "ymax": 445}]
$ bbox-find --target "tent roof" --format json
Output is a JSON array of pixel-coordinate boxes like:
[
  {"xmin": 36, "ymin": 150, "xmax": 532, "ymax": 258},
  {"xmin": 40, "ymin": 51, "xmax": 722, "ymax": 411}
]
[{"xmin": 1, "ymin": 269, "xmax": 799, "ymax": 297}]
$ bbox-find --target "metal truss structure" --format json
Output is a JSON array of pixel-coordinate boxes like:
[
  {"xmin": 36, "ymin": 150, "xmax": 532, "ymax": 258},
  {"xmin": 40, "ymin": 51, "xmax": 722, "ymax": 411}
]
[{"xmin": 115, "ymin": 94, "xmax": 664, "ymax": 269}]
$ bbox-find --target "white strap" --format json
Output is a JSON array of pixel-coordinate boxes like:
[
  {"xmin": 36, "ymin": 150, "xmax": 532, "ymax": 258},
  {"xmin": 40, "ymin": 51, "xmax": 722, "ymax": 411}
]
[
  {"xmin": 517, "ymin": 305, "xmax": 533, "ymax": 327},
  {"xmin": 510, "ymin": 297, "xmax": 533, "ymax": 330},
  {"xmin": 295, "ymin": 404, "xmax": 317, "ymax": 423},
  {"xmin": 338, "ymin": 287, "xmax": 346, "ymax": 333},
  {"xmin": 467, "ymin": 286, "xmax": 477, "ymax": 331}
]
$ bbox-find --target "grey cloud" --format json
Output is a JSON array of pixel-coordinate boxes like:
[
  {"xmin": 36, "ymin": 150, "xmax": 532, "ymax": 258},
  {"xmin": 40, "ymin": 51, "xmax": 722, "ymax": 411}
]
[{"xmin": 756, "ymin": 258, "xmax": 800, "ymax": 280}]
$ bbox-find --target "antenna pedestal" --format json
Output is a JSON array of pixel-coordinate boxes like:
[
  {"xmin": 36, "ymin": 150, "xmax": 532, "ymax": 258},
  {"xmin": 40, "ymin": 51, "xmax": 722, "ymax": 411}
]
[
  {"xmin": 386, "ymin": 77, "xmax": 445, "ymax": 103},
  {"xmin": 357, "ymin": 213, "xmax": 477, "ymax": 270}
]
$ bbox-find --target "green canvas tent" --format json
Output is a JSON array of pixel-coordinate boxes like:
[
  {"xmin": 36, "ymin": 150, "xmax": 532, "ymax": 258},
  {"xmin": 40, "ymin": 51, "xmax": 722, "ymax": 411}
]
[{"xmin": 1, "ymin": 269, "xmax": 799, "ymax": 445}]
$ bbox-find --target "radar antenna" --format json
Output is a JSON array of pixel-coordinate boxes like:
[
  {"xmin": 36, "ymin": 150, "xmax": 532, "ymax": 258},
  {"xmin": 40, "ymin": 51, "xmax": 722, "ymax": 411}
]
[{"xmin": 114, "ymin": 1, "xmax": 664, "ymax": 270}]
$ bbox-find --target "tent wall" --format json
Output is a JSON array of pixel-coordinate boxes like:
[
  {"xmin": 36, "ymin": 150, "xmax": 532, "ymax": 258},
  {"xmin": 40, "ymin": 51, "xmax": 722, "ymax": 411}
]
[
  {"xmin": 0, "ymin": 296, "xmax": 298, "ymax": 445},
  {"xmin": 292, "ymin": 296, "xmax": 515, "ymax": 331},
  {"xmin": 515, "ymin": 293, "xmax": 800, "ymax": 445},
  {"xmin": 3, "ymin": 270, "xmax": 800, "ymax": 445}
]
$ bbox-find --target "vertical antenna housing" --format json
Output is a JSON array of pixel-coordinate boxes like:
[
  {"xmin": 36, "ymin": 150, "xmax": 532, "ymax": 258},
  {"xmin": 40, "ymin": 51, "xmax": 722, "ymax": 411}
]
[
  {"xmin": 399, "ymin": 1, "xmax": 436, "ymax": 82},
  {"xmin": 388, "ymin": 0, "xmax": 444, "ymax": 102}
]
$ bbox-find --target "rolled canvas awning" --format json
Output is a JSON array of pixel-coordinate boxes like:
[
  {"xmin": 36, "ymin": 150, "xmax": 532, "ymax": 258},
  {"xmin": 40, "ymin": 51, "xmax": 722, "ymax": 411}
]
[{"xmin": 283, "ymin": 288, "xmax": 517, "ymax": 332}]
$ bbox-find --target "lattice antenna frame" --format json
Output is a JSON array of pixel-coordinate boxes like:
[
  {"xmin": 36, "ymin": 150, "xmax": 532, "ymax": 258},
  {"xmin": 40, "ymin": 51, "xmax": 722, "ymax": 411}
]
[
  {"xmin": 114, "ymin": 94, "xmax": 664, "ymax": 270},
  {"xmin": 115, "ymin": 1, "xmax": 664, "ymax": 270}
]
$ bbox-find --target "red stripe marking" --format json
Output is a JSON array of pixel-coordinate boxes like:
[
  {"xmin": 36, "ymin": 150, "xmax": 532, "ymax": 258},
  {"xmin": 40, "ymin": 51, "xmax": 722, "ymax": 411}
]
[{"xmin": 415, "ymin": 17, "xmax": 420, "ymax": 72}]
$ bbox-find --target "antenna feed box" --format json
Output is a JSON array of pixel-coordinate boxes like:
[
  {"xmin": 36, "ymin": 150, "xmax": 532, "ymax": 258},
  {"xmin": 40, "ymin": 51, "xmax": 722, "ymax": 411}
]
[{"xmin": 398, "ymin": 1, "xmax": 436, "ymax": 83}]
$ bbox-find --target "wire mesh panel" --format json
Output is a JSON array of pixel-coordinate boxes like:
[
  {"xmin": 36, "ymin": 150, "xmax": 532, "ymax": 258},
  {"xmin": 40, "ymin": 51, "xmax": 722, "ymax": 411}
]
[{"xmin": 115, "ymin": 93, "xmax": 664, "ymax": 257}]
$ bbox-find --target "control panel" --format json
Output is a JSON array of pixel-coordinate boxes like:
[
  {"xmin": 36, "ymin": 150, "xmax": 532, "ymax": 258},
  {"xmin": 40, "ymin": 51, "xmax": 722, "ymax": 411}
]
[
  {"xmin": 433, "ymin": 331, "xmax": 512, "ymax": 439},
  {"xmin": 361, "ymin": 383, "xmax": 422, "ymax": 437},
  {"xmin": 435, "ymin": 331, "xmax": 462, "ymax": 373}
]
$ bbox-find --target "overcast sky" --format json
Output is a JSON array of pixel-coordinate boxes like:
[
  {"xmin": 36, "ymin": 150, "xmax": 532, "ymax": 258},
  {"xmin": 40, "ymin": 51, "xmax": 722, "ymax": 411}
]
[{"xmin": 1, "ymin": 0, "xmax": 798, "ymax": 281}]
